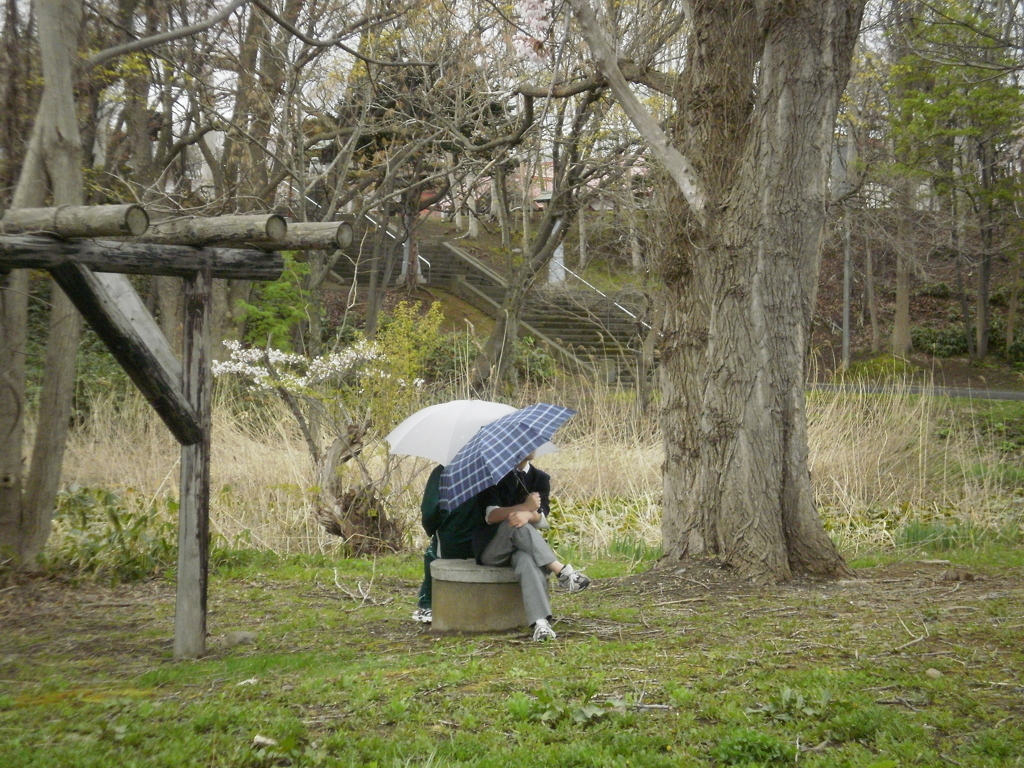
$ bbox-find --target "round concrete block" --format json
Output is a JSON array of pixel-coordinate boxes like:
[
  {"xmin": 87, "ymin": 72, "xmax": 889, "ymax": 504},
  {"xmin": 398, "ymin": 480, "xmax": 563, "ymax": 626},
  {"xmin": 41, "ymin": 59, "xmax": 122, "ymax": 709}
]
[
  {"xmin": 431, "ymin": 558, "xmax": 518, "ymax": 583},
  {"xmin": 430, "ymin": 559, "xmax": 527, "ymax": 634}
]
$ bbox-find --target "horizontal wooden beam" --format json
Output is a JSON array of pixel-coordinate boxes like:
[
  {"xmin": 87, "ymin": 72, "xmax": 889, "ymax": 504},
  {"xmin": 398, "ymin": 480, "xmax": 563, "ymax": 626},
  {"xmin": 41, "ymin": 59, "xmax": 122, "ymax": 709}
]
[
  {"xmin": 0, "ymin": 204, "xmax": 149, "ymax": 237},
  {"xmin": 0, "ymin": 235, "xmax": 283, "ymax": 280},
  {"xmin": 278, "ymin": 221, "xmax": 354, "ymax": 251},
  {"xmin": 138, "ymin": 214, "xmax": 287, "ymax": 248},
  {"xmin": 49, "ymin": 265, "xmax": 203, "ymax": 446}
]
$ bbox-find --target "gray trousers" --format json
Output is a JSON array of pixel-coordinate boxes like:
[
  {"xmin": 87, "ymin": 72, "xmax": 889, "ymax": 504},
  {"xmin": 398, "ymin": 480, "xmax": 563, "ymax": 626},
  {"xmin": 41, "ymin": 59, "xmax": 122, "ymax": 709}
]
[{"xmin": 480, "ymin": 522, "xmax": 556, "ymax": 625}]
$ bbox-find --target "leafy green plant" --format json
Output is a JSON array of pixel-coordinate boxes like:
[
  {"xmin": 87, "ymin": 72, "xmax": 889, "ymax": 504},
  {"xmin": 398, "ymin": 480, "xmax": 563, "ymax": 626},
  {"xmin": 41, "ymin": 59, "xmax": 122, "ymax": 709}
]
[
  {"xmin": 238, "ymin": 252, "xmax": 312, "ymax": 352},
  {"xmin": 840, "ymin": 354, "xmax": 917, "ymax": 383},
  {"xmin": 746, "ymin": 686, "xmax": 832, "ymax": 724},
  {"xmin": 509, "ymin": 683, "xmax": 625, "ymax": 727},
  {"xmin": 911, "ymin": 326, "xmax": 970, "ymax": 358},
  {"xmin": 825, "ymin": 704, "xmax": 891, "ymax": 744},
  {"xmin": 45, "ymin": 485, "xmax": 178, "ymax": 582},
  {"xmin": 711, "ymin": 728, "xmax": 797, "ymax": 766},
  {"xmin": 514, "ymin": 335, "xmax": 558, "ymax": 384},
  {"xmin": 918, "ymin": 282, "xmax": 952, "ymax": 299},
  {"xmin": 371, "ymin": 301, "xmax": 446, "ymax": 431}
]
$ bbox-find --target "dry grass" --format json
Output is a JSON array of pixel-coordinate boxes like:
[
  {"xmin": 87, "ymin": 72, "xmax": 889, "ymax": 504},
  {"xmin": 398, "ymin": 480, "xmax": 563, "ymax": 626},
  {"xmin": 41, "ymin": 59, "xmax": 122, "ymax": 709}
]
[
  {"xmin": 53, "ymin": 376, "xmax": 1021, "ymax": 560},
  {"xmin": 808, "ymin": 382, "xmax": 1024, "ymax": 555}
]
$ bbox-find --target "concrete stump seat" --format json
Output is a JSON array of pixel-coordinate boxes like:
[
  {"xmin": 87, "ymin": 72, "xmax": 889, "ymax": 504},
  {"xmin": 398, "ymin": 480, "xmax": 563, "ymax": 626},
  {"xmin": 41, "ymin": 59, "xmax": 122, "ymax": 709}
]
[{"xmin": 430, "ymin": 559, "xmax": 533, "ymax": 633}]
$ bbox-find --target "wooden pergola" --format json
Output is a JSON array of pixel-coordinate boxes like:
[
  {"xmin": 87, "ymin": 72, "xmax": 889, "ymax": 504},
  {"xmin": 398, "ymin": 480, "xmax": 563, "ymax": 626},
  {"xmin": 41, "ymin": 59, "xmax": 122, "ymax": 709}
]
[{"xmin": 0, "ymin": 204, "xmax": 352, "ymax": 658}]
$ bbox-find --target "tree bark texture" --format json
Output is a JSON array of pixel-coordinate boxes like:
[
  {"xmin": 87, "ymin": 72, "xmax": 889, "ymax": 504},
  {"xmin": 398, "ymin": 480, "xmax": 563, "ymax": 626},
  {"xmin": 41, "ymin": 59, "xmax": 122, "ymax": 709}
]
[
  {"xmin": 0, "ymin": 0, "xmax": 84, "ymax": 566},
  {"xmin": 658, "ymin": 0, "xmax": 864, "ymax": 582}
]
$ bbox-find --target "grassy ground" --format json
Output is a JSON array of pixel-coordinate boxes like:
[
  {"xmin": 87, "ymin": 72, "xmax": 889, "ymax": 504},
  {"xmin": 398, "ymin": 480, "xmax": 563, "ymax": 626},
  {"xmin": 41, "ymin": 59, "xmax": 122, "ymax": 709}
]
[{"xmin": 3, "ymin": 543, "xmax": 1023, "ymax": 768}]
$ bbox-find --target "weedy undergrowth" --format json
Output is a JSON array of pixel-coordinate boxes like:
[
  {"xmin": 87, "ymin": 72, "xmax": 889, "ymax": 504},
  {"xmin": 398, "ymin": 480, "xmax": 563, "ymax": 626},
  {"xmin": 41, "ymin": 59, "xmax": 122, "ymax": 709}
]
[{"xmin": 507, "ymin": 682, "xmax": 627, "ymax": 726}]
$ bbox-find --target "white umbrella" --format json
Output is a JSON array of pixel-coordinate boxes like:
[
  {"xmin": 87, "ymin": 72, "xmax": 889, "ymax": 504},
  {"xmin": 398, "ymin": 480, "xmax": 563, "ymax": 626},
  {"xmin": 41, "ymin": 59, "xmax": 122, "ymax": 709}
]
[
  {"xmin": 386, "ymin": 400, "xmax": 558, "ymax": 465},
  {"xmin": 386, "ymin": 400, "xmax": 517, "ymax": 465}
]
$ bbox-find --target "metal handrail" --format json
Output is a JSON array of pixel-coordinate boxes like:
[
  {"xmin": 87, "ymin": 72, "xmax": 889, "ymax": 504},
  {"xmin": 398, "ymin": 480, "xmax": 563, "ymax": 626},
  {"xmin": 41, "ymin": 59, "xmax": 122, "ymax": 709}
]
[
  {"xmin": 362, "ymin": 213, "xmax": 399, "ymax": 240},
  {"xmin": 417, "ymin": 253, "xmax": 431, "ymax": 283},
  {"xmin": 558, "ymin": 265, "xmax": 651, "ymax": 329}
]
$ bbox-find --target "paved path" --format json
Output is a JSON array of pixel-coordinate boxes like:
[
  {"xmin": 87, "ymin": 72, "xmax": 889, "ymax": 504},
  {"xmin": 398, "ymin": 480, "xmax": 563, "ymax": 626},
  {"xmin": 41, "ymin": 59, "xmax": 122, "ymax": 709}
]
[{"xmin": 810, "ymin": 383, "xmax": 1024, "ymax": 401}]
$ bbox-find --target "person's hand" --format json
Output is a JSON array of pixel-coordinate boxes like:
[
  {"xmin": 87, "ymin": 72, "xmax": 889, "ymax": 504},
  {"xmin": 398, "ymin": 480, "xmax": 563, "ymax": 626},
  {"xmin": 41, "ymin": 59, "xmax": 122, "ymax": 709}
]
[
  {"xmin": 508, "ymin": 510, "xmax": 532, "ymax": 528},
  {"xmin": 523, "ymin": 492, "xmax": 541, "ymax": 512}
]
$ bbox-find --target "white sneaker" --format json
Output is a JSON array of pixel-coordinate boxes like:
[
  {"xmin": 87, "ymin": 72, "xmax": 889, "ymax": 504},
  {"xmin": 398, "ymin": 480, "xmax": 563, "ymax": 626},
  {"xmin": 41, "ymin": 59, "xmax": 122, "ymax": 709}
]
[
  {"xmin": 411, "ymin": 607, "xmax": 432, "ymax": 624},
  {"xmin": 532, "ymin": 618, "xmax": 557, "ymax": 641},
  {"xmin": 557, "ymin": 564, "xmax": 591, "ymax": 593}
]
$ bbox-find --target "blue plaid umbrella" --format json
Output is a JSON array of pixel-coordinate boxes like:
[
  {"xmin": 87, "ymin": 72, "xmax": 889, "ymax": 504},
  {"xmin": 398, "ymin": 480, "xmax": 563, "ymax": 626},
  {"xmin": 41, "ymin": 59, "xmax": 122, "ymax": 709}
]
[{"xmin": 439, "ymin": 403, "xmax": 576, "ymax": 510}]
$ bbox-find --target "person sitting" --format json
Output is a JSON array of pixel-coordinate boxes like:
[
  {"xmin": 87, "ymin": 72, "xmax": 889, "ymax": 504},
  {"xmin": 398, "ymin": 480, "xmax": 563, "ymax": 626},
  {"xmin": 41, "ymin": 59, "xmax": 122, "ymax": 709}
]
[
  {"xmin": 412, "ymin": 464, "xmax": 480, "ymax": 623},
  {"xmin": 472, "ymin": 454, "xmax": 590, "ymax": 641}
]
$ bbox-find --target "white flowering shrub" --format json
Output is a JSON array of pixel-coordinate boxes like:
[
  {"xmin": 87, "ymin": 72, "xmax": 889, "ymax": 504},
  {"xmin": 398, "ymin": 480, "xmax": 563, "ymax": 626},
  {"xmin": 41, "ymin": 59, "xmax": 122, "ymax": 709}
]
[
  {"xmin": 213, "ymin": 339, "xmax": 381, "ymax": 396},
  {"xmin": 212, "ymin": 301, "xmax": 446, "ymax": 451}
]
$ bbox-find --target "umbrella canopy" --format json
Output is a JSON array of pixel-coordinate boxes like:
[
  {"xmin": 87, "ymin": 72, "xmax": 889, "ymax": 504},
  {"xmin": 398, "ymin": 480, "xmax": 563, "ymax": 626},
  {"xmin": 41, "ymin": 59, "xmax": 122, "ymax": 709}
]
[
  {"xmin": 385, "ymin": 400, "xmax": 517, "ymax": 465},
  {"xmin": 439, "ymin": 403, "xmax": 576, "ymax": 510}
]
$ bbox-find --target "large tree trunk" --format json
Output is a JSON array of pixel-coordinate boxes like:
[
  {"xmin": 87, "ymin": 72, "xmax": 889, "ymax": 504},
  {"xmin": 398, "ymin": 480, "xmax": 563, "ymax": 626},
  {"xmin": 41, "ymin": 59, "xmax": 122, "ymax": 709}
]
[{"xmin": 659, "ymin": 0, "xmax": 863, "ymax": 583}]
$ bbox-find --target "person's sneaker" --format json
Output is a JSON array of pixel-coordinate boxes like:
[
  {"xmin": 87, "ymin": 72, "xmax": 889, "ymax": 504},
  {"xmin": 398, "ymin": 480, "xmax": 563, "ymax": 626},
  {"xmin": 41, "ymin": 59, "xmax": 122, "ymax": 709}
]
[
  {"xmin": 532, "ymin": 618, "xmax": 557, "ymax": 642},
  {"xmin": 557, "ymin": 564, "xmax": 591, "ymax": 593},
  {"xmin": 411, "ymin": 607, "xmax": 432, "ymax": 624}
]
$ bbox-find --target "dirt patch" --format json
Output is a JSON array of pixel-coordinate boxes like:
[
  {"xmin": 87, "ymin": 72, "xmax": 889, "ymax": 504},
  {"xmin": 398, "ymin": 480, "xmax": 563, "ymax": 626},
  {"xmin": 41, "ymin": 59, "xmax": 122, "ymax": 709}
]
[{"xmin": 3, "ymin": 558, "xmax": 1020, "ymax": 666}]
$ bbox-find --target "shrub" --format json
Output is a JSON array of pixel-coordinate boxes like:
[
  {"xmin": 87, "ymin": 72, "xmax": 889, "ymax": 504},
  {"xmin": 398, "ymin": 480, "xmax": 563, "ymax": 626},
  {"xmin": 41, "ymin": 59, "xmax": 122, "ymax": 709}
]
[
  {"xmin": 911, "ymin": 326, "xmax": 969, "ymax": 357},
  {"xmin": 841, "ymin": 354, "xmax": 916, "ymax": 383},
  {"xmin": 422, "ymin": 331, "xmax": 476, "ymax": 384},
  {"xmin": 45, "ymin": 485, "xmax": 178, "ymax": 583},
  {"xmin": 918, "ymin": 282, "xmax": 952, "ymax": 299},
  {"xmin": 237, "ymin": 252, "xmax": 311, "ymax": 351},
  {"xmin": 825, "ymin": 704, "xmax": 890, "ymax": 743},
  {"xmin": 514, "ymin": 335, "xmax": 558, "ymax": 384},
  {"xmin": 371, "ymin": 301, "xmax": 446, "ymax": 430}
]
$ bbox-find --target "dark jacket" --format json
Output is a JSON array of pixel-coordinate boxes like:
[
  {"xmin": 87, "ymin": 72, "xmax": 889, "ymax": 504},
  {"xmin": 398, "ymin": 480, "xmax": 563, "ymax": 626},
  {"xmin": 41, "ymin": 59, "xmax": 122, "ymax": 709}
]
[
  {"xmin": 471, "ymin": 464, "xmax": 551, "ymax": 562},
  {"xmin": 420, "ymin": 464, "xmax": 478, "ymax": 560}
]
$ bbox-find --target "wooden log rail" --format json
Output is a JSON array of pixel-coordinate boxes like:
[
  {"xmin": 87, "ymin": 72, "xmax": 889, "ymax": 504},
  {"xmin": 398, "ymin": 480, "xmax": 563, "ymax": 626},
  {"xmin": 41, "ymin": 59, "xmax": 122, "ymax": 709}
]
[
  {"xmin": 1, "ymin": 207, "xmax": 357, "ymax": 253},
  {"xmin": 139, "ymin": 214, "xmax": 287, "ymax": 248},
  {"xmin": 0, "ymin": 204, "xmax": 149, "ymax": 238},
  {"xmin": 0, "ymin": 235, "xmax": 284, "ymax": 280},
  {"xmin": 279, "ymin": 220, "xmax": 354, "ymax": 250}
]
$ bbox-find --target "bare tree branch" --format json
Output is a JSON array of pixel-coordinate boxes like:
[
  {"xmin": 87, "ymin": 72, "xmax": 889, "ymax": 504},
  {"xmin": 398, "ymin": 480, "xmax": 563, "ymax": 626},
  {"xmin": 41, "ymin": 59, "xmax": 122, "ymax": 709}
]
[
  {"xmin": 84, "ymin": 0, "xmax": 250, "ymax": 71},
  {"xmin": 564, "ymin": 0, "xmax": 706, "ymax": 225},
  {"xmin": 249, "ymin": 0, "xmax": 429, "ymax": 67}
]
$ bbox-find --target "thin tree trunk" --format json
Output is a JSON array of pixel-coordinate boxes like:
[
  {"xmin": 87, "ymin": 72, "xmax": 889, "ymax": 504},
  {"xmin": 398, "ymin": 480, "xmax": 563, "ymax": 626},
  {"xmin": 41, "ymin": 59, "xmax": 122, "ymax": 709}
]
[
  {"xmin": 1005, "ymin": 252, "xmax": 1020, "ymax": 350},
  {"xmin": 21, "ymin": 285, "xmax": 81, "ymax": 564},
  {"xmin": 842, "ymin": 206, "xmax": 852, "ymax": 370},
  {"xmin": 471, "ymin": 213, "xmax": 567, "ymax": 389},
  {"xmin": 892, "ymin": 250, "xmax": 912, "ymax": 356},
  {"xmin": 495, "ymin": 164, "xmax": 511, "ymax": 249},
  {"xmin": 865, "ymin": 240, "xmax": 880, "ymax": 353},
  {"xmin": 952, "ymin": 198, "xmax": 976, "ymax": 359},
  {"xmin": 578, "ymin": 206, "xmax": 589, "ymax": 269},
  {"xmin": 0, "ymin": 270, "xmax": 28, "ymax": 559}
]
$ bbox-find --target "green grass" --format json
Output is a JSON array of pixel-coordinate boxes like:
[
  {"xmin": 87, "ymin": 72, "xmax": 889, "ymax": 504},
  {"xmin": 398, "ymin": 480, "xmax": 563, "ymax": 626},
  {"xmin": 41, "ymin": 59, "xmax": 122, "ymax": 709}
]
[{"xmin": 3, "ymin": 542, "xmax": 1024, "ymax": 768}]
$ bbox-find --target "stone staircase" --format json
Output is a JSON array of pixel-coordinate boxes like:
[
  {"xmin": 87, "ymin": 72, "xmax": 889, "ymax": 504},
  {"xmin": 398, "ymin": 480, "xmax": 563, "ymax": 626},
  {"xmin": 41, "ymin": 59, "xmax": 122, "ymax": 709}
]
[{"xmin": 331, "ymin": 233, "xmax": 653, "ymax": 384}]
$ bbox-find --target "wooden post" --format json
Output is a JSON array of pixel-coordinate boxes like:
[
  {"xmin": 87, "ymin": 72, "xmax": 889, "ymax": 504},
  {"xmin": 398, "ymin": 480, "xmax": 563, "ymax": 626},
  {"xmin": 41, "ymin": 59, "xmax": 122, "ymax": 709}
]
[{"xmin": 174, "ymin": 266, "xmax": 212, "ymax": 659}]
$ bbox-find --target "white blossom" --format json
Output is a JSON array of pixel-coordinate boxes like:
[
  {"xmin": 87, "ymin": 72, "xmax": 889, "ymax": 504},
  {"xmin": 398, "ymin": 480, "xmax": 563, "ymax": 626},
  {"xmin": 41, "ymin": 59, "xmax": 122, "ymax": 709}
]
[
  {"xmin": 212, "ymin": 339, "xmax": 382, "ymax": 394},
  {"xmin": 514, "ymin": 0, "xmax": 552, "ymax": 65}
]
